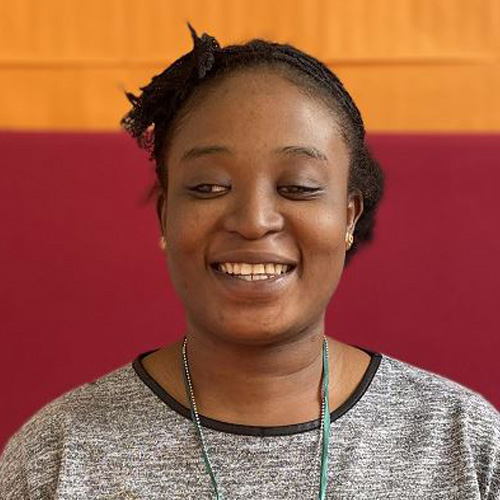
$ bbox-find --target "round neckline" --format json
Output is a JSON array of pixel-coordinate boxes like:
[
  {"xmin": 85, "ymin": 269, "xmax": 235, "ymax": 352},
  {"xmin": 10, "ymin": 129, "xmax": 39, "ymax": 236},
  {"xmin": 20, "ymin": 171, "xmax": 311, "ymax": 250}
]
[{"xmin": 132, "ymin": 345, "xmax": 382, "ymax": 437}]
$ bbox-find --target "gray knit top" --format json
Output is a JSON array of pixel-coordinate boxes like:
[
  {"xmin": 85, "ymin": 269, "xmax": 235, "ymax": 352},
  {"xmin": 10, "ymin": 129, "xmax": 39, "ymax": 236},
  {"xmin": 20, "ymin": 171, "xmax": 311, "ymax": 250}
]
[{"xmin": 1, "ymin": 346, "xmax": 499, "ymax": 499}]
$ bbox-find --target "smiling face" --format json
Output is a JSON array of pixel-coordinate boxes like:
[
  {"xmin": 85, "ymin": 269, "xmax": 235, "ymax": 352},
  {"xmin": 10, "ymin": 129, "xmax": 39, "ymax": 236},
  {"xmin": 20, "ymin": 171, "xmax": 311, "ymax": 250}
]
[{"xmin": 159, "ymin": 68, "xmax": 363, "ymax": 346}]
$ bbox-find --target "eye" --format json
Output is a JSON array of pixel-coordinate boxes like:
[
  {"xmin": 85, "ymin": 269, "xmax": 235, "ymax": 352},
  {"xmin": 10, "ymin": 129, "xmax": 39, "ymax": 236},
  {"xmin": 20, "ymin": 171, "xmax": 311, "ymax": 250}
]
[
  {"xmin": 189, "ymin": 183, "xmax": 229, "ymax": 195},
  {"xmin": 280, "ymin": 185, "xmax": 322, "ymax": 197}
]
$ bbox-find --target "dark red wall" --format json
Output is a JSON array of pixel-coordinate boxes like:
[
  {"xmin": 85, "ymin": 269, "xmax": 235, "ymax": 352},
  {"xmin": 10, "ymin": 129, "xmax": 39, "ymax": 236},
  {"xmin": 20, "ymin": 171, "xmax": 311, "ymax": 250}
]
[{"xmin": 1, "ymin": 132, "xmax": 499, "ymax": 451}]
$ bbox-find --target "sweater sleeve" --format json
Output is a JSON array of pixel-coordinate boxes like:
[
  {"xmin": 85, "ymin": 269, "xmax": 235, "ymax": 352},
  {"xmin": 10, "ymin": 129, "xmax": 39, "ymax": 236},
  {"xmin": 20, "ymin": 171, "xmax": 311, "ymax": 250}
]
[
  {"xmin": 0, "ymin": 426, "xmax": 31, "ymax": 499},
  {"xmin": 487, "ymin": 449, "xmax": 500, "ymax": 500},
  {"xmin": 465, "ymin": 391, "xmax": 500, "ymax": 500},
  {"xmin": 0, "ymin": 400, "xmax": 66, "ymax": 500}
]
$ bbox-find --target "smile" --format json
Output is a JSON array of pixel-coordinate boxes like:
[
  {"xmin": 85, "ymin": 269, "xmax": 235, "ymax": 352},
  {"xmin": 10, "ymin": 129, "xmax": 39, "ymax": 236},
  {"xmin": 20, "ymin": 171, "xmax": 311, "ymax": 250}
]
[
  {"xmin": 212, "ymin": 262, "xmax": 295, "ymax": 281},
  {"xmin": 209, "ymin": 261, "xmax": 298, "ymax": 297}
]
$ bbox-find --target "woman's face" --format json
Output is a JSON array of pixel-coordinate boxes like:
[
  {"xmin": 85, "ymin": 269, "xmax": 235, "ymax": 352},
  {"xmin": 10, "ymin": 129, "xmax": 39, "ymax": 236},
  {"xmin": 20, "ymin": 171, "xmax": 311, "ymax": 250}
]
[{"xmin": 160, "ymin": 68, "xmax": 363, "ymax": 345}]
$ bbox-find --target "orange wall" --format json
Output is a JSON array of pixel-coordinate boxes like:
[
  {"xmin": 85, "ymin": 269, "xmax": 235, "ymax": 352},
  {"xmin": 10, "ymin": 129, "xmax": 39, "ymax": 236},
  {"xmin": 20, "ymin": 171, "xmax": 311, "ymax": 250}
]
[{"xmin": 1, "ymin": 0, "xmax": 499, "ymax": 131}]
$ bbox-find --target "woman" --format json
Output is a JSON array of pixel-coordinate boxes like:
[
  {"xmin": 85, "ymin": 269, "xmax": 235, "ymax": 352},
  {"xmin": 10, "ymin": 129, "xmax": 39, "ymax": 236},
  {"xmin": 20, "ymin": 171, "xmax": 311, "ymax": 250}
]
[{"xmin": 1, "ymin": 23, "xmax": 499, "ymax": 499}]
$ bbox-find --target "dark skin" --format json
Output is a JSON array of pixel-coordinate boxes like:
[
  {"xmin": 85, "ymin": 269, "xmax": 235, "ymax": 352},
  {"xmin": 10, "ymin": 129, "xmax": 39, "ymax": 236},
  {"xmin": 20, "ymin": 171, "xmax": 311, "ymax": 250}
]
[{"xmin": 142, "ymin": 68, "xmax": 369, "ymax": 426}]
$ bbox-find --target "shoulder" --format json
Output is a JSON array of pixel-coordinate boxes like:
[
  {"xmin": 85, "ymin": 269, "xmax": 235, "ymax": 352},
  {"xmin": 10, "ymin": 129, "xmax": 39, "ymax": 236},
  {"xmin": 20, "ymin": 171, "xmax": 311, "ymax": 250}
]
[
  {"xmin": 0, "ymin": 362, "xmax": 139, "ymax": 498},
  {"xmin": 3, "ymin": 361, "xmax": 141, "ymax": 442},
  {"xmin": 376, "ymin": 353, "xmax": 500, "ymax": 496},
  {"xmin": 379, "ymin": 353, "xmax": 500, "ymax": 426}
]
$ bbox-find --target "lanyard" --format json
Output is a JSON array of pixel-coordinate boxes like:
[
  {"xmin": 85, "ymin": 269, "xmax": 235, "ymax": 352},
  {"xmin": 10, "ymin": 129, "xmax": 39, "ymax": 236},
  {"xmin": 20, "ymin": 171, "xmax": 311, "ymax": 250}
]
[
  {"xmin": 183, "ymin": 338, "xmax": 331, "ymax": 499},
  {"xmin": 319, "ymin": 337, "xmax": 331, "ymax": 500}
]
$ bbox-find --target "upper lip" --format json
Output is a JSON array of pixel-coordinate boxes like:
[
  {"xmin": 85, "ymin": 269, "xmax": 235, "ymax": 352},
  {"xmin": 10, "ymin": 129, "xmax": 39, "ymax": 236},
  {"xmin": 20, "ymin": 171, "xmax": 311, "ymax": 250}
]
[{"xmin": 210, "ymin": 251, "xmax": 298, "ymax": 266}]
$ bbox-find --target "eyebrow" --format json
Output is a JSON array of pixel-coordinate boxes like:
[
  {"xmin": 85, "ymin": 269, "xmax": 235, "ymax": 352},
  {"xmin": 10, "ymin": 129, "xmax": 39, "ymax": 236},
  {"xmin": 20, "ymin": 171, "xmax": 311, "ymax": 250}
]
[
  {"xmin": 276, "ymin": 145, "xmax": 328, "ymax": 163},
  {"xmin": 180, "ymin": 145, "xmax": 329, "ymax": 163},
  {"xmin": 180, "ymin": 145, "xmax": 231, "ymax": 162}
]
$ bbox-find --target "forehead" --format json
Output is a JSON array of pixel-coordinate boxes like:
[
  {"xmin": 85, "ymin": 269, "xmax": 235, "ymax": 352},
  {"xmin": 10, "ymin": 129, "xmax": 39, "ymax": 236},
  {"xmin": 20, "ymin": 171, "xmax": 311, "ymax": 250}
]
[{"xmin": 167, "ymin": 68, "xmax": 347, "ymax": 165}]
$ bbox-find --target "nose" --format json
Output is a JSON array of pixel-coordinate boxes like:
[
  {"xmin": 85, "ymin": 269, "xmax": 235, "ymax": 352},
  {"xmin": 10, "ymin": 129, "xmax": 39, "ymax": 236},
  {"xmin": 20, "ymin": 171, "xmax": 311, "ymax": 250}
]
[{"xmin": 222, "ymin": 182, "xmax": 284, "ymax": 240}]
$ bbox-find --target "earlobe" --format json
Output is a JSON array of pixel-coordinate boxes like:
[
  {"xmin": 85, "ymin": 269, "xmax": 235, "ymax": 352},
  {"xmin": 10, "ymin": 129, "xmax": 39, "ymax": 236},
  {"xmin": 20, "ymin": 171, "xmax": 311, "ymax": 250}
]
[
  {"xmin": 345, "ymin": 231, "xmax": 354, "ymax": 250},
  {"xmin": 156, "ymin": 191, "xmax": 168, "ymax": 251},
  {"xmin": 345, "ymin": 190, "xmax": 363, "ymax": 250},
  {"xmin": 156, "ymin": 191, "xmax": 167, "ymax": 235},
  {"xmin": 159, "ymin": 236, "xmax": 167, "ymax": 250},
  {"xmin": 347, "ymin": 189, "xmax": 364, "ymax": 229}
]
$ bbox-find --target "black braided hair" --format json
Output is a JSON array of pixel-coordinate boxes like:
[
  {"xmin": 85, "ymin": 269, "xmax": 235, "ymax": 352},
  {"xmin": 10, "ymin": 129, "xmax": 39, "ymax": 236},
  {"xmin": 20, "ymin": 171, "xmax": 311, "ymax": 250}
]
[{"xmin": 121, "ymin": 22, "xmax": 385, "ymax": 266}]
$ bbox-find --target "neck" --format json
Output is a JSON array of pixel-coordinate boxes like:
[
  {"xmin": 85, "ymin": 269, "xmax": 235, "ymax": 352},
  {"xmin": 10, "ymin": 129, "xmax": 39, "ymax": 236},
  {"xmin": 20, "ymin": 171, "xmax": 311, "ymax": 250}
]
[{"xmin": 183, "ymin": 328, "xmax": 337, "ymax": 427}]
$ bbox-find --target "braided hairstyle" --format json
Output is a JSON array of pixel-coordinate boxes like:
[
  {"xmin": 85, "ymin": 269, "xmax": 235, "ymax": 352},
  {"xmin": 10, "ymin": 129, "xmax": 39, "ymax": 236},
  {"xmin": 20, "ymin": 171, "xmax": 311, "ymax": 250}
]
[{"xmin": 121, "ymin": 23, "xmax": 385, "ymax": 266}]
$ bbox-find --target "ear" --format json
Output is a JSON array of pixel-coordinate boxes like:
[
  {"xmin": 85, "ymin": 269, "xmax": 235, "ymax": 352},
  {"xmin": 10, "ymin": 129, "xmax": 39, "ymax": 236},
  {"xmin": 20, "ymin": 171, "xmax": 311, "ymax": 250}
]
[
  {"xmin": 156, "ymin": 190, "xmax": 167, "ymax": 236},
  {"xmin": 346, "ymin": 188, "xmax": 364, "ymax": 233}
]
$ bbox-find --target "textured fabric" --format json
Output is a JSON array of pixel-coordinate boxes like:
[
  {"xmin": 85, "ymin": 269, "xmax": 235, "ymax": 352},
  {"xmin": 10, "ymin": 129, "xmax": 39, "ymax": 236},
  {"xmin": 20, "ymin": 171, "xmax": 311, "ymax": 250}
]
[{"xmin": 1, "ymin": 347, "xmax": 499, "ymax": 499}]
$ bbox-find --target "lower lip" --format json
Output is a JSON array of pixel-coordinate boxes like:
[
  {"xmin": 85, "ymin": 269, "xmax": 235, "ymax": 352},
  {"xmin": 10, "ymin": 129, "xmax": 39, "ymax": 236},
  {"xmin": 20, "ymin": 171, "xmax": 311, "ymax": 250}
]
[{"xmin": 209, "ymin": 265, "xmax": 298, "ymax": 299}]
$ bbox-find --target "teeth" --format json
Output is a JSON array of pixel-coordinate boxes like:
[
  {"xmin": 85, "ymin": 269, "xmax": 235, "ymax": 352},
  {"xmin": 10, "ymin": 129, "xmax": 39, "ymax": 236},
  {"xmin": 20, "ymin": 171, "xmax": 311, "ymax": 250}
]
[
  {"xmin": 237, "ymin": 274, "xmax": 273, "ymax": 281},
  {"xmin": 240, "ymin": 263, "xmax": 252, "ymax": 275},
  {"xmin": 216, "ymin": 262, "xmax": 293, "ymax": 276},
  {"xmin": 253, "ymin": 263, "xmax": 265, "ymax": 274}
]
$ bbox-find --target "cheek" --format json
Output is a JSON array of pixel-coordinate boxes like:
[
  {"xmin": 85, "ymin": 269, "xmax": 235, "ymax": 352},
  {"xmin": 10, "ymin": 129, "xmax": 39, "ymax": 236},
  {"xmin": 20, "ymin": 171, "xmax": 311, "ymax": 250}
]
[
  {"xmin": 298, "ymin": 204, "xmax": 346, "ymax": 276},
  {"xmin": 164, "ymin": 201, "xmax": 210, "ymax": 285}
]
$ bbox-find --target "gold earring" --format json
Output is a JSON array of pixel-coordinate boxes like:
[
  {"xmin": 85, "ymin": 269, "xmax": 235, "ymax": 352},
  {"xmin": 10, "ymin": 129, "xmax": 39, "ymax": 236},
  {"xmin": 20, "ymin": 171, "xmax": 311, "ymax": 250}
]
[
  {"xmin": 345, "ymin": 232, "xmax": 354, "ymax": 250},
  {"xmin": 159, "ymin": 236, "xmax": 166, "ymax": 250}
]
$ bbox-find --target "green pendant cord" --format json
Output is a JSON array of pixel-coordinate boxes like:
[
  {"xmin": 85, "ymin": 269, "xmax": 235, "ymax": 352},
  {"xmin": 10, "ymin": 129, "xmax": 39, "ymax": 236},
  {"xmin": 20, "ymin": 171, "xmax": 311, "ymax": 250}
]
[
  {"xmin": 182, "ymin": 337, "xmax": 331, "ymax": 499},
  {"xmin": 319, "ymin": 338, "xmax": 331, "ymax": 500},
  {"xmin": 182, "ymin": 357, "xmax": 222, "ymax": 499}
]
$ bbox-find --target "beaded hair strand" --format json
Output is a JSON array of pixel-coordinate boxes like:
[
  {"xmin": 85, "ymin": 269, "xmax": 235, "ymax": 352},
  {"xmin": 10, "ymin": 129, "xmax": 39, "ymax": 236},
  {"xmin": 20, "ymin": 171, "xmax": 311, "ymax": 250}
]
[{"xmin": 121, "ymin": 22, "xmax": 385, "ymax": 266}]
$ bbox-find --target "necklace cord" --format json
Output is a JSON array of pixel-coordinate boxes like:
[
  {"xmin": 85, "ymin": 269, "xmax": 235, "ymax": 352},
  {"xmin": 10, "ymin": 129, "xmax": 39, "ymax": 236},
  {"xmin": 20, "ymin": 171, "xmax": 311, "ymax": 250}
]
[
  {"xmin": 319, "ymin": 339, "xmax": 331, "ymax": 500},
  {"xmin": 181, "ymin": 336, "xmax": 331, "ymax": 500},
  {"xmin": 182, "ymin": 340, "xmax": 223, "ymax": 499}
]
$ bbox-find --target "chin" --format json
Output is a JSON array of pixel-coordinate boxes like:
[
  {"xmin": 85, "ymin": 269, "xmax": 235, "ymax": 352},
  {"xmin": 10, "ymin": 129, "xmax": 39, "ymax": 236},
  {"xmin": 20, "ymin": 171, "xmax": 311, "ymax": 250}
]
[{"xmin": 201, "ymin": 317, "xmax": 305, "ymax": 347}]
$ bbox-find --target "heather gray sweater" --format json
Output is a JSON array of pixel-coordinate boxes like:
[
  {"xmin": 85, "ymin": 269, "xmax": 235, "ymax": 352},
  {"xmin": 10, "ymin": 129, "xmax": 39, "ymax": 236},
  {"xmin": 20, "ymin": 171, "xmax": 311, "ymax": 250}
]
[{"xmin": 1, "ymin": 346, "xmax": 499, "ymax": 499}]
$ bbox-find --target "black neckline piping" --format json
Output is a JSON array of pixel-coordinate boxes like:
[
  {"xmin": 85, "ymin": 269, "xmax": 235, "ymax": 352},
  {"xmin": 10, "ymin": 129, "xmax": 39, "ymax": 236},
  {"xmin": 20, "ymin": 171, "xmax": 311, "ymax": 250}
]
[{"xmin": 132, "ymin": 345, "xmax": 382, "ymax": 437}]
